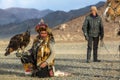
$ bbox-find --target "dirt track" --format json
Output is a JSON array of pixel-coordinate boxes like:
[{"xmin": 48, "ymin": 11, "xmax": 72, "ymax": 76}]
[{"xmin": 0, "ymin": 42, "xmax": 120, "ymax": 80}]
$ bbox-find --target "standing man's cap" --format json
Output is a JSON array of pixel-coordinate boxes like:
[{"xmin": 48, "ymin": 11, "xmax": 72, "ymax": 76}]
[{"xmin": 90, "ymin": 6, "xmax": 98, "ymax": 12}]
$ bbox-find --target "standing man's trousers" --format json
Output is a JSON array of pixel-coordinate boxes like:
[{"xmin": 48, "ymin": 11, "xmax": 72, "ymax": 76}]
[{"xmin": 87, "ymin": 36, "xmax": 99, "ymax": 61}]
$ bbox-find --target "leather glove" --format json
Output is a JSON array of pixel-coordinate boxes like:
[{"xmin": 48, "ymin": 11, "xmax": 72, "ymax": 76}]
[{"xmin": 16, "ymin": 52, "xmax": 22, "ymax": 58}]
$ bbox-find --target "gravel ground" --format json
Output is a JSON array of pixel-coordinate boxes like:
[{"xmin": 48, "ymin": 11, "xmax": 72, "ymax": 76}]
[{"xmin": 0, "ymin": 42, "xmax": 120, "ymax": 80}]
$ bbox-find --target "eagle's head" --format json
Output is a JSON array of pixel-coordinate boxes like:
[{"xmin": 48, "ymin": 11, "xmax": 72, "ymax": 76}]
[
  {"xmin": 4, "ymin": 47, "xmax": 14, "ymax": 56},
  {"xmin": 22, "ymin": 28, "xmax": 30, "ymax": 39}
]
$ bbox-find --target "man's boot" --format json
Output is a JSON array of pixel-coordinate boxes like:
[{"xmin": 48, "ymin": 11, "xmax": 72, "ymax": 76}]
[
  {"xmin": 93, "ymin": 49, "xmax": 101, "ymax": 62},
  {"xmin": 86, "ymin": 50, "xmax": 91, "ymax": 63},
  {"xmin": 23, "ymin": 63, "xmax": 33, "ymax": 76}
]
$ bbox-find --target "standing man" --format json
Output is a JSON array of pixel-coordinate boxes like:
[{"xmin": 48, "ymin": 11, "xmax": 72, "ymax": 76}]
[{"xmin": 82, "ymin": 6, "xmax": 104, "ymax": 63}]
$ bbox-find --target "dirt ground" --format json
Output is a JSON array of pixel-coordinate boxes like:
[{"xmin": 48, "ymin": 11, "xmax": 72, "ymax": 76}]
[{"xmin": 0, "ymin": 41, "xmax": 119, "ymax": 80}]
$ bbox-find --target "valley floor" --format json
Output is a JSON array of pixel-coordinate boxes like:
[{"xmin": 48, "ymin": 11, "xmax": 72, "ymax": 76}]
[{"xmin": 0, "ymin": 41, "xmax": 119, "ymax": 80}]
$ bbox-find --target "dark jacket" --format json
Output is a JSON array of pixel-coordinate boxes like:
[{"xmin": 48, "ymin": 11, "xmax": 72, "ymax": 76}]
[{"xmin": 82, "ymin": 14, "xmax": 104, "ymax": 38}]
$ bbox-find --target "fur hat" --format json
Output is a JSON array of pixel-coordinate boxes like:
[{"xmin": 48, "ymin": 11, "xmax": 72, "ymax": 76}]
[{"xmin": 90, "ymin": 6, "xmax": 98, "ymax": 12}]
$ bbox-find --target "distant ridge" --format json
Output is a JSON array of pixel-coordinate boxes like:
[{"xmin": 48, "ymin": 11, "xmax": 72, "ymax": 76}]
[{"xmin": 0, "ymin": 8, "xmax": 53, "ymax": 25}]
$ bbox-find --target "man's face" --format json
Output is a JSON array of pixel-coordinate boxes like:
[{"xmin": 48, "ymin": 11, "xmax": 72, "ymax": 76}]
[
  {"xmin": 91, "ymin": 10, "xmax": 97, "ymax": 16},
  {"xmin": 40, "ymin": 31, "xmax": 48, "ymax": 38}
]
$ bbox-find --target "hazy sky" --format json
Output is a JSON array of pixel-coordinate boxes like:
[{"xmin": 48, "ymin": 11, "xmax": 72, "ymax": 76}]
[{"xmin": 0, "ymin": 0, "xmax": 106, "ymax": 11}]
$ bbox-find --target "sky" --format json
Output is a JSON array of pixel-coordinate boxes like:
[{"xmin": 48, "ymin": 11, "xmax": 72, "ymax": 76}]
[{"xmin": 0, "ymin": 0, "xmax": 106, "ymax": 11}]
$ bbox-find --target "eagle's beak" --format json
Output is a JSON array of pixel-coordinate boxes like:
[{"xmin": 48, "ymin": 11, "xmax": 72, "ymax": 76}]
[
  {"xmin": 4, "ymin": 52, "xmax": 10, "ymax": 56},
  {"xmin": 4, "ymin": 48, "xmax": 13, "ymax": 56}
]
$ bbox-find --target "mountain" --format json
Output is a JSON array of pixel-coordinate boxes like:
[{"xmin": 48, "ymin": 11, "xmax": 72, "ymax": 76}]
[
  {"xmin": 5, "ymin": 8, "xmax": 53, "ymax": 22},
  {"xmin": 0, "ymin": 19, "xmax": 39, "ymax": 38},
  {"xmin": 0, "ymin": 8, "xmax": 53, "ymax": 25},
  {"xmin": 42, "ymin": 1, "xmax": 105, "ymax": 27},
  {"xmin": 0, "ymin": 9, "xmax": 18, "ymax": 25},
  {"xmin": 24, "ymin": 1, "xmax": 105, "ymax": 27},
  {"xmin": 68, "ymin": 1, "xmax": 104, "ymax": 18},
  {"xmin": 0, "ymin": 1, "xmax": 106, "ymax": 39}
]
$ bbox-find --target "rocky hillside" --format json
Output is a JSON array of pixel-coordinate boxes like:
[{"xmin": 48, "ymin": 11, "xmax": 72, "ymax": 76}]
[
  {"xmin": 53, "ymin": 6, "xmax": 120, "ymax": 42},
  {"xmin": 0, "ymin": 9, "xmax": 17, "ymax": 25}
]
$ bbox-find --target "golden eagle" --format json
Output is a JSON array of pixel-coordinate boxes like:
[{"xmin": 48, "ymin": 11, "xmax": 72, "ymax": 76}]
[{"xmin": 4, "ymin": 29, "xmax": 30, "ymax": 56}]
